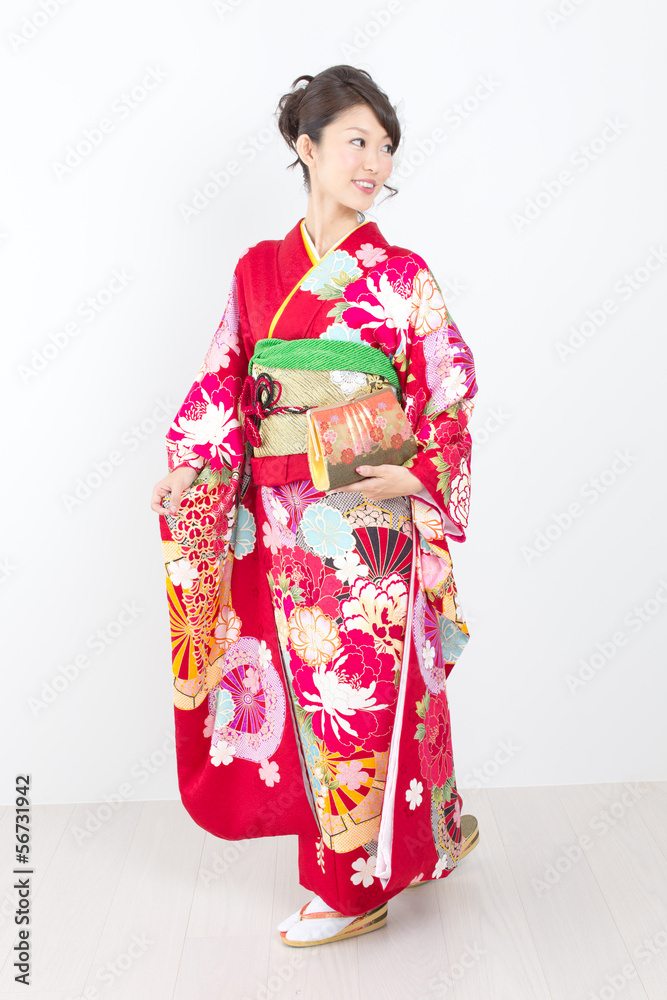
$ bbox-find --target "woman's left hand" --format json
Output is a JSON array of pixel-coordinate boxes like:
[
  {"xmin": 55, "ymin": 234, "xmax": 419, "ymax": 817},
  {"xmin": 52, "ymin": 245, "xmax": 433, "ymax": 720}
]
[{"xmin": 328, "ymin": 464, "xmax": 422, "ymax": 501}]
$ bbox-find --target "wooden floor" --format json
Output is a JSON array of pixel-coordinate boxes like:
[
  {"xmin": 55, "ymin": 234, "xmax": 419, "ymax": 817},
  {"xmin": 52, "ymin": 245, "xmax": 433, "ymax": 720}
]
[{"xmin": 0, "ymin": 782, "xmax": 666, "ymax": 999}]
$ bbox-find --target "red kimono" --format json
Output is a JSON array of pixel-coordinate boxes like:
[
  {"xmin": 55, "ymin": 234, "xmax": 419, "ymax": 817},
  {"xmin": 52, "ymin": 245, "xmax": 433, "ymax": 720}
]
[{"xmin": 159, "ymin": 216, "xmax": 478, "ymax": 916}]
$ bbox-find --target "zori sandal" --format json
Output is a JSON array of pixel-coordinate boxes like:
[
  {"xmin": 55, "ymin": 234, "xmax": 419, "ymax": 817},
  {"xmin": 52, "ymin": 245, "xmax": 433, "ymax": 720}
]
[
  {"xmin": 458, "ymin": 813, "xmax": 479, "ymax": 858},
  {"xmin": 279, "ymin": 899, "xmax": 388, "ymax": 947},
  {"xmin": 407, "ymin": 813, "xmax": 480, "ymax": 889}
]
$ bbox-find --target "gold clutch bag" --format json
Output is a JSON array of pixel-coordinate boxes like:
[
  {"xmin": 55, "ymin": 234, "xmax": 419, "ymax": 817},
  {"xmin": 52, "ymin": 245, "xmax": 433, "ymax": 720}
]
[{"xmin": 306, "ymin": 388, "xmax": 418, "ymax": 491}]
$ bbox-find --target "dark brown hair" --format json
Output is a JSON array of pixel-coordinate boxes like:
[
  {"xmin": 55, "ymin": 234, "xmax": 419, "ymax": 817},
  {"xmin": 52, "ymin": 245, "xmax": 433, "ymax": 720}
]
[{"xmin": 276, "ymin": 64, "xmax": 400, "ymax": 199}]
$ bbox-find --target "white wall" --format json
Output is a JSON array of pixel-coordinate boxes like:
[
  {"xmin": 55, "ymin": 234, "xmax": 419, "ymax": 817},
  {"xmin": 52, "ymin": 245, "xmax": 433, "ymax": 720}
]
[{"xmin": 2, "ymin": 0, "xmax": 665, "ymax": 805}]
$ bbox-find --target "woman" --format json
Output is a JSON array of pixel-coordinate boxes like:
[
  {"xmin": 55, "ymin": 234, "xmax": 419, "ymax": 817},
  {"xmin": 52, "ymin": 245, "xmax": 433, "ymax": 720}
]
[{"xmin": 151, "ymin": 65, "xmax": 479, "ymax": 947}]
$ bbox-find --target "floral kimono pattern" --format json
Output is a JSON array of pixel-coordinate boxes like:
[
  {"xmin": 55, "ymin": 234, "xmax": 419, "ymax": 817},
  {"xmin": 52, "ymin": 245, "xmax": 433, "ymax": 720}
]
[{"xmin": 159, "ymin": 217, "xmax": 478, "ymax": 916}]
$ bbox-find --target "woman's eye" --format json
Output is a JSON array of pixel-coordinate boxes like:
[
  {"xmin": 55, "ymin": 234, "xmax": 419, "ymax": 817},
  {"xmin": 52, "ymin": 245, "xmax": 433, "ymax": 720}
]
[{"xmin": 351, "ymin": 137, "xmax": 394, "ymax": 154}]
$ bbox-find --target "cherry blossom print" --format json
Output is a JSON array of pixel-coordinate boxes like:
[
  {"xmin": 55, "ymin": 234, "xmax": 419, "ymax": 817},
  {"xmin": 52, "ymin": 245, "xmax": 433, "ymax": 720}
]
[
  {"xmin": 332, "ymin": 549, "xmax": 370, "ymax": 586},
  {"xmin": 243, "ymin": 666, "xmax": 261, "ymax": 694},
  {"xmin": 342, "ymin": 574, "xmax": 408, "ymax": 664},
  {"xmin": 166, "ymin": 558, "xmax": 199, "ymax": 591},
  {"xmin": 341, "ymin": 256, "xmax": 421, "ymax": 358},
  {"xmin": 350, "ymin": 854, "xmax": 377, "ymax": 887},
  {"xmin": 335, "ymin": 759, "xmax": 369, "ymax": 791},
  {"xmin": 356, "ymin": 243, "xmax": 388, "ymax": 267},
  {"xmin": 409, "ymin": 269, "xmax": 449, "ymax": 337},
  {"xmin": 422, "ymin": 321, "xmax": 477, "ymax": 409},
  {"xmin": 262, "ymin": 519, "xmax": 282, "ymax": 554},
  {"xmin": 288, "ymin": 606, "xmax": 341, "ymax": 668},
  {"xmin": 203, "ymin": 713, "xmax": 214, "ymax": 737},
  {"xmin": 406, "ymin": 778, "xmax": 424, "ymax": 810},
  {"xmin": 201, "ymin": 276, "xmax": 241, "ymax": 373},
  {"xmin": 258, "ymin": 758, "xmax": 280, "ymax": 787},
  {"xmin": 268, "ymin": 493, "xmax": 289, "ymax": 526},
  {"xmin": 257, "ymin": 640, "xmax": 272, "ymax": 669},
  {"xmin": 413, "ymin": 593, "xmax": 446, "ymax": 694},
  {"xmin": 210, "ymin": 740, "xmax": 236, "ymax": 766},
  {"xmin": 432, "ymin": 853, "xmax": 453, "ymax": 879},
  {"xmin": 329, "ymin": 369, "xmax": 367, "ymax": 395}
]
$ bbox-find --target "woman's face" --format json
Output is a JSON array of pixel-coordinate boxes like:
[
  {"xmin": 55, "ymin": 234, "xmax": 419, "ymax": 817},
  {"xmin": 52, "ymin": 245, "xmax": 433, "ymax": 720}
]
[{"xmin": 297, "ymin": 103, "xmax": 395, "ymax": 210}]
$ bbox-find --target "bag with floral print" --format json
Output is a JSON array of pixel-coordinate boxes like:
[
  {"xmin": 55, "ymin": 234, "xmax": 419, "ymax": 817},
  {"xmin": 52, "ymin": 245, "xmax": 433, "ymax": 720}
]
[{"xmin": 306, "ymin": 387, "xmax": 418, "ymax": 491}]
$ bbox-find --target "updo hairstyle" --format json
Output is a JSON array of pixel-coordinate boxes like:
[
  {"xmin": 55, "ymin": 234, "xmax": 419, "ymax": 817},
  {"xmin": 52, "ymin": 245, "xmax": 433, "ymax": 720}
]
[{"xmin": 276, "ymin": 64, "xmax": 400, "ymax": 199}]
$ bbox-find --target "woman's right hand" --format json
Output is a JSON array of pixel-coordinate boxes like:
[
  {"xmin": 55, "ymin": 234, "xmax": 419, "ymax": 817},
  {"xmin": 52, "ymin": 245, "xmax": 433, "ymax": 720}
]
[{"xmin": 150, "ymin": 465, "xmax": 201, "ymax": 516}]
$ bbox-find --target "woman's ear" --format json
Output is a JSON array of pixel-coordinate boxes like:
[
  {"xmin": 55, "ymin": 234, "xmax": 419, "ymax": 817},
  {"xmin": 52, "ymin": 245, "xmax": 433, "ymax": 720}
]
[{"xmin": 296, "ymin": 133, "xmax": 314, "ymax": 167}]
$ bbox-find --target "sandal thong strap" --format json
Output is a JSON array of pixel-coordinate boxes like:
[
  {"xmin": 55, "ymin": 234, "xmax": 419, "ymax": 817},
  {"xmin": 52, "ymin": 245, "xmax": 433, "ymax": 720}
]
[{"xmin": 299, "ymin": 902, "xmax": 348, "ymax": 920}]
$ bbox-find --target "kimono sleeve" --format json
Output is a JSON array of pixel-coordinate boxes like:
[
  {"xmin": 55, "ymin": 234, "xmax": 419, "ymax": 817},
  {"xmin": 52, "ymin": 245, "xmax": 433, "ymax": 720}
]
[
  {"xmin": 401, "ymin": 256, "xmax": 478, "ymax": 543},
  {"xmin": 165, "ymin": 270, "xmax": 248, "ymax": 474}
]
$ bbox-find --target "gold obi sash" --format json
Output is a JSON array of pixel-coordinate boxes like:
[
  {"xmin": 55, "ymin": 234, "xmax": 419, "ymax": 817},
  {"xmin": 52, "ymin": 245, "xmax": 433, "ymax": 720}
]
[{"xmin": 240, "ymin": 338, "xmax": 402, "ymax": 459}]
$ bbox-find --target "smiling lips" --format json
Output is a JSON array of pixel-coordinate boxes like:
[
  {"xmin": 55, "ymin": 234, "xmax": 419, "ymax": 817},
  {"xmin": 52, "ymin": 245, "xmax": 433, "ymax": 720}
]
[{"xmin": 353, "ymin": 179, "xmax": 376, "ymax": 192}]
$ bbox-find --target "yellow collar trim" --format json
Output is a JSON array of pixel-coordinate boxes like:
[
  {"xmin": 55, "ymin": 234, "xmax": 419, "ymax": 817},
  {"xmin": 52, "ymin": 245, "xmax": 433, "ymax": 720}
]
[{"xmin": 268, "ymin": 218, "xmax": 371, "ymax": 338}]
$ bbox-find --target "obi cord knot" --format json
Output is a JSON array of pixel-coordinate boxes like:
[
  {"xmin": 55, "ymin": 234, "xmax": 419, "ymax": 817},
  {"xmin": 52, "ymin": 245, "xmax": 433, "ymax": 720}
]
[{"xmin": 239, "ymin": 372, "xmax": 309, "ymax": 448}]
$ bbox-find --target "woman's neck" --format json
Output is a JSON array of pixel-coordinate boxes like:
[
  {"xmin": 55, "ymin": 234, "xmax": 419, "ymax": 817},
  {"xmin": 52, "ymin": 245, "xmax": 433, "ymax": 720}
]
[{"xmin": 303, "ymin": 198, "xmax": 361, "ymax": 258}]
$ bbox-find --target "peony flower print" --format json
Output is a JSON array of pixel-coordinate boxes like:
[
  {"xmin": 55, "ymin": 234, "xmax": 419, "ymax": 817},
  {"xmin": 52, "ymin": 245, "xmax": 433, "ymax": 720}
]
[
  {"xmin": 298, "ymin": 652, "xmax": 392, "ymax": 748},
  {"xmin": 231, "ymin": 505, "xmax": 256, "ymax": 559},
  {"xmin": 417, "ymin": 689, "xmax": 454, "ymax": 787},
  {"xmin": 214, "ymin": 604, "xmax": 241, "ymax": 650},
  {"xmin": 288, "ymin": 606, "xmax": 341, "ymax": 668},
  {"xmin": 301, "ymin": 250, "xmax": 362, "ymax": 297},
  {"xmin": 449, "ymin": 459, "xmax": 471, "ymax": 528},
  {"xmin": 341, "ymin": 256, "xmax": 421, "ymax": 358},
  {"xmin": 342, "ymin": 574, "xmax": 408, "ymax": 663},
  {"xmin": 213, "ymin": 687, "xmax": 235, "ymax": 730},
  {"xmin": 438, "ymin": 616, "xmax": 470, "ymax": 664},
  {"xmin": 171, "ymin": 374, "xmax": 243, "ymax": 469},
  {"xmin": 300, "ymin": 503, "xmax": 355, "ymax": 559},
  {"xmin": 318, "ymin": 321, "xmax": 364, "ymax": 343},
  {"xmin": 276, "ymin": 545, "xmax": 340, "ymax": 619},
  {"xmin": 409, "ymin": 269, "xmax": 449, "ymax": 338}
]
